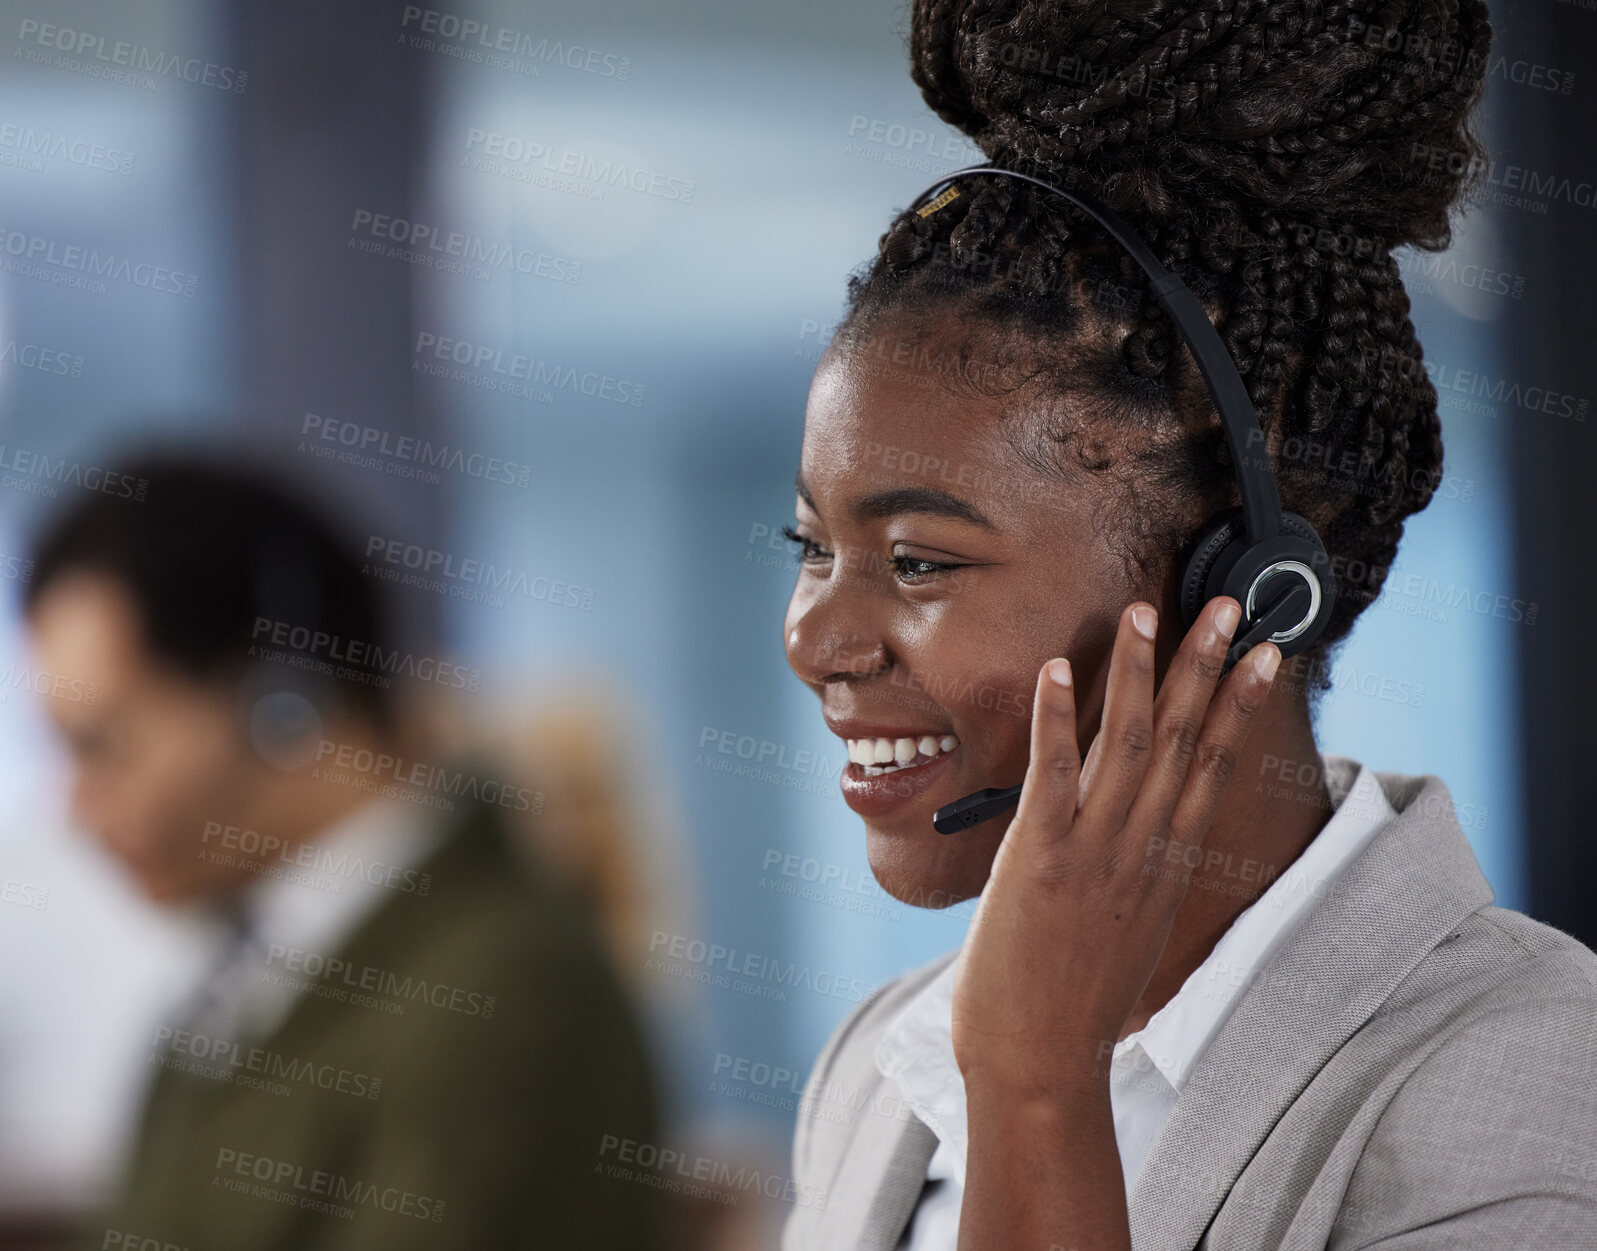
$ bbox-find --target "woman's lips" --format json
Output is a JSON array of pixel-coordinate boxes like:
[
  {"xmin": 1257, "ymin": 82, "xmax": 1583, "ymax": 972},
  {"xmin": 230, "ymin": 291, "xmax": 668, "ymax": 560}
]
[{"xmin": 837, "ymin": 745, "xmax": 957, "ymax": 819}]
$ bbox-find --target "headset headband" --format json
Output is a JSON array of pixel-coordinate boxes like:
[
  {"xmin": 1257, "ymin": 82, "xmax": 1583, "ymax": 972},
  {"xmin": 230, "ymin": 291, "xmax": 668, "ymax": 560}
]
[{"xmin": 906, "ymin": 165, "xmax": 1283, "ymax": 548}]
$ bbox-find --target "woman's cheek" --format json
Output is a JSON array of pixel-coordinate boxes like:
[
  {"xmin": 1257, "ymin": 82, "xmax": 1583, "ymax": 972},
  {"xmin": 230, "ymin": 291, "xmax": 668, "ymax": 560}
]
[{"xmin": 948, "ymin": 667, "xmax": 1037, "ymax": 767}]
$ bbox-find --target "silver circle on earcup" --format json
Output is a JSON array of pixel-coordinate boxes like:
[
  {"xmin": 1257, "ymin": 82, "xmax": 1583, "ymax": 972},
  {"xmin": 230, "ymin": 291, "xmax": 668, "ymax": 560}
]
[{"xmin": 1245, "ymin": 559, "xmax": 1322, "ymax": 643}]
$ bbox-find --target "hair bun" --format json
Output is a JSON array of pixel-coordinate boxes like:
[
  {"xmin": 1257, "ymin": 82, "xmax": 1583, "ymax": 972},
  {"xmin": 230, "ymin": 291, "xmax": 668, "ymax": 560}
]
[{"xmin": 911, "ymin": 0, "xmax": 1492, "ymax": 248}]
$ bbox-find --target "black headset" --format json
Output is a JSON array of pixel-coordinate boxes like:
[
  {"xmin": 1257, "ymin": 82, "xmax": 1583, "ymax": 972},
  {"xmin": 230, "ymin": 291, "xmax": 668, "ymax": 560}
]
[{"xmin": 902, "ymin": 166, "xmax": 1337, "ymax": 835}]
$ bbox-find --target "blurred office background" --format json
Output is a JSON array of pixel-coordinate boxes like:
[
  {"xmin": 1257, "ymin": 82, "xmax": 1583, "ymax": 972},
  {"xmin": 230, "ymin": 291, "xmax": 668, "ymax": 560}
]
[{"xmin": 0, "ymin": 0, "xmax": 1592, "ymax": 1243}]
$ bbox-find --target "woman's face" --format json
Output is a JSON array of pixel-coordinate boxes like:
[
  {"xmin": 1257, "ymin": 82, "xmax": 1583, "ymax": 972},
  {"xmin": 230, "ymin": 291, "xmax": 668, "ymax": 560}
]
[{"xmin": 784, "ymin": 321, "xmax": 1152, "ymax": 907}]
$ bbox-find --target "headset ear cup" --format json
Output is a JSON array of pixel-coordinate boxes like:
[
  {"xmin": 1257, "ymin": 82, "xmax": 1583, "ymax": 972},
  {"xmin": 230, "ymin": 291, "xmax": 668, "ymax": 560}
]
[
  {"xmin": 1179, "ymin": 508, "xmax": 1337, "ymax": 656},
  {"xmin": 1179, "ymin": 509, "xmax": 1246, "ymax": 629}
]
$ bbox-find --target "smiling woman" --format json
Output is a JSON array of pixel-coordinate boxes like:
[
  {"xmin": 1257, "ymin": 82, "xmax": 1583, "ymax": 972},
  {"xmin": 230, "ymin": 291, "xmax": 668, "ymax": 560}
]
[
  {"xmin": 785, "ymin": 333, "xmax": 1167, "ymax": 904},
  {"xmin": 777, "ymin": 2, "xmax": 1597, "ymax": 1250}
]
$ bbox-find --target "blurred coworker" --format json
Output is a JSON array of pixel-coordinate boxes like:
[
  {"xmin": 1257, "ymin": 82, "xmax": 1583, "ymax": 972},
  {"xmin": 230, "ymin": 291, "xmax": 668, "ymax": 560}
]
[{"xmin": 24, "ymin": 455, "xmax": 661, "ymax": 1251}]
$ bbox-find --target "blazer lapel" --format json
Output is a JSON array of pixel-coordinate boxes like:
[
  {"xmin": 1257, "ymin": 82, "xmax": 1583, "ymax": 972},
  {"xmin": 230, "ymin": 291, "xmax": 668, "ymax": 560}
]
[
  {"xmin": 822, "ymin": 1096, "xmax": 939, "ymax": 1250},
  {"xmin": 1127, "ymin": 764, "xmax": 1495, "ymax": 1251}
]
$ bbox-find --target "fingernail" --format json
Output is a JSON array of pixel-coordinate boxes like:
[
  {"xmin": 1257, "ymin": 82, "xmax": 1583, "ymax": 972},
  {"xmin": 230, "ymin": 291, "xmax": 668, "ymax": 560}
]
[
  {"xmin": 1214, "ymin": 601, "xmax": 1241, "ymax": 640},
  {"xmin": 1253, "ymin": 645, "xmax": 1281, "ymax": 682},
  {"xmin": 1047, "ymin": 658, "xmax": 1072, "ymax": 687},
  {"xmin": 1131, "ymin": 606, "xmax": 1157, "ymax": 640}
]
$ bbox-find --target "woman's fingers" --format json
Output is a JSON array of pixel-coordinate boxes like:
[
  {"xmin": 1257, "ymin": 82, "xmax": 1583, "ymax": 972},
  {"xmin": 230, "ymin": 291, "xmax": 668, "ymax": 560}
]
[
  {"xmin": 1007, "ymin": 657, "xmax": 1081, "ymax": 851},
  {"xmin": 1006, "ymin": 600, "xmax": 1277, "ymax": 869},
  {"xmin": 1164, "ymin": 641, "xmax": 1281, "ymax": 856},
  {"xmin": 1076, "ymin": 602, "xmax": 1158, "ymax": 831},
  {"xmin": 1125, "ymin": 596, "xmax": 1242, "ymax": 833}
]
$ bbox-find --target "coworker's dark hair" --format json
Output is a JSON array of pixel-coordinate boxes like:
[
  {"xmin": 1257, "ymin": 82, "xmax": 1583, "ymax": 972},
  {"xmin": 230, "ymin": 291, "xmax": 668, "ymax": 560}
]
[
  {"xmin": 24, "ymin": 454, "xmax": 392, "ymax": 729},
  {"xmin": 843, "ymin": 0, "xmax": 1492, "ymax": 696}
]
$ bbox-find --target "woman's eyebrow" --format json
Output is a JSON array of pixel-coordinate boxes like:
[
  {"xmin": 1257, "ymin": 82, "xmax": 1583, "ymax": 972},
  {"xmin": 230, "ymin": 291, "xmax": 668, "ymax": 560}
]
[
  {"xmin": 794, "ymin": 474, "xmax": 995, "ymax": 528},
  {"xmin": 851, "ymin": 486, "xmax": 994, "ymax": 528}
]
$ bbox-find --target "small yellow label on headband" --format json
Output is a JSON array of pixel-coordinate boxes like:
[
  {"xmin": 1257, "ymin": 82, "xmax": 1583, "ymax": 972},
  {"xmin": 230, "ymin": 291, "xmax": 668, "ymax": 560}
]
[{"xmin": 916, "ymin": 186, "xmax": 960, "ymax": 218}]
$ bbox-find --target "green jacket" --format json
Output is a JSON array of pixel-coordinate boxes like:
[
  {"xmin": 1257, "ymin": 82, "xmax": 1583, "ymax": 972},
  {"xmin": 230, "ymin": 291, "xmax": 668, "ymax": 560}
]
[{"xmin": 88, "ymin": 799, "xmax": 661, "ymax": 1251}]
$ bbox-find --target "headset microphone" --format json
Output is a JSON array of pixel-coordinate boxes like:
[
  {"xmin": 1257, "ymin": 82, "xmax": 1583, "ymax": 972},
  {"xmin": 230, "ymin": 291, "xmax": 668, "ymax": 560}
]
[{"xmin": 916, "ymin": 166, "xmax": 1336, "ymax": 837}]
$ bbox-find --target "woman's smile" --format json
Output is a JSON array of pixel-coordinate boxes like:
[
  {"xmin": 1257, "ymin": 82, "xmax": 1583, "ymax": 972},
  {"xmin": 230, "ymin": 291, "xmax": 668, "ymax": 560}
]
[
  {"xmin": 825, "ymin": 719, "xmax": 965, "ymax": 819},
  {"xmin": 844, "ymin": 731, "xmax": 961, "ymax": 773}
]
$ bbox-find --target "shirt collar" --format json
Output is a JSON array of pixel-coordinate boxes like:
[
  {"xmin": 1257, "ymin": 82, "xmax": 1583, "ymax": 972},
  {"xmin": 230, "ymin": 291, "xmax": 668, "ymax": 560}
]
[
  {"xmin": 1117, "ymin": 760, "xmax": 1395, "ymax": 1092},
  {"xmin": 217, "ymin": 796, "xmax": 444, "ymax": 1039},
  {"xmin": 244, "ymin": 797, "xmax": 442, "ymax": 954}
]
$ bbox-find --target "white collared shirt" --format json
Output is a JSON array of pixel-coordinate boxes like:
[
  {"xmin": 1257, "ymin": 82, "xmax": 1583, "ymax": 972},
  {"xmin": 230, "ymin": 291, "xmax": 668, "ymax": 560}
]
[
  {"xmin": 876, "ymin": 756, "xmax": 1397, "ymax": 1249},
  {"xmin": 172, "ymin": 796, "xmax": 444, "ymax": 1046}
]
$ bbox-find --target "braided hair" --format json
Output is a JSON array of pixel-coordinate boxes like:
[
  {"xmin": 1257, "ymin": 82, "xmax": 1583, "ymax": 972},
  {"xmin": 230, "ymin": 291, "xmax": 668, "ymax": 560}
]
[{"xmin": 841, "ymin": 0, "xmax": 1493, "ymax": 699}]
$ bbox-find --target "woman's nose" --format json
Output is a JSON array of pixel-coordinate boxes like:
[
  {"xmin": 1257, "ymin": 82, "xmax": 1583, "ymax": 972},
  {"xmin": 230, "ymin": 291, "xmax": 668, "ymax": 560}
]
[{"xmin": 784, "ymin": 583, "xmax": 888, "ymax": 686}]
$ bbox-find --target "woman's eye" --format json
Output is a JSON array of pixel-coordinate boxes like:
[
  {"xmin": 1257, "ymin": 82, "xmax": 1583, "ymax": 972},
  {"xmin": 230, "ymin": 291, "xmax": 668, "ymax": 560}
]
[
  {"xmin": 890, "ymin": 554, "xmax": 960, "ymax": 583},
  {"xmin": 781, "ymin": 525, "xmax": 831, "ymax": 564},
  {"xmin": 782, "ymin": 526, "xmax": 962, "ymax": 584}
]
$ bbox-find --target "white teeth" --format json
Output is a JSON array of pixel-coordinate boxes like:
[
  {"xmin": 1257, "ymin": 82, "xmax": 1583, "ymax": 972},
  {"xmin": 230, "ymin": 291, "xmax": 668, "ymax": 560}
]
[{"xmin": 844, "ymin": 733, "xmax": 961, "ymax": 774}]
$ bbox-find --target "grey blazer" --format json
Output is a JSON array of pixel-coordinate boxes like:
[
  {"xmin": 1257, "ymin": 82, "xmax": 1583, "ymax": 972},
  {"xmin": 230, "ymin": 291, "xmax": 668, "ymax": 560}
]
[{"xmin": 781, "ymin": 757, "xmax": 1597, "ymax": 1250}]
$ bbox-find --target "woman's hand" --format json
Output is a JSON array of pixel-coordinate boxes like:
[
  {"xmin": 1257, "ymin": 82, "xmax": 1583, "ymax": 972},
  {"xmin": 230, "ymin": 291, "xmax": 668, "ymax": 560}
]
[{"xmin": 950, "ymin": 595, "xmax": 1281, "ymax": 1098}]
